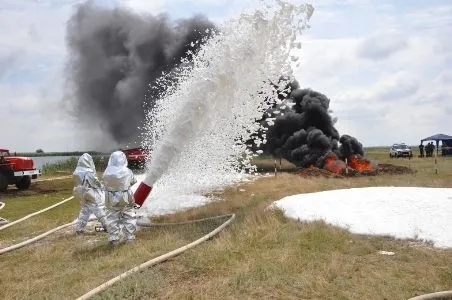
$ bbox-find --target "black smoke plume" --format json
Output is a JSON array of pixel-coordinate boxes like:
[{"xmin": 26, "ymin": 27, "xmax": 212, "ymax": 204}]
[
  {"xmin": 65, "ymin": 2, "xmax": 216, "ymax": 148},
  {"xmin": 262, "ymin": 81, "xmax": 364, "ymax": 168}
]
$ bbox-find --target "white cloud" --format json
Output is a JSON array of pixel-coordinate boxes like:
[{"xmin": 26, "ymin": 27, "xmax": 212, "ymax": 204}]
[
  {"xmin": 0, "ymin": 0, "xmax": 107, "ymax": 152},
  {"xmin": 1, "ymin": 0, "xmax": 452, "ymax": 151},
  {"xmin": 404, "ymin": 5, "xmax": 452, "ymax": 31},
  {"xmin": 118, "ymin": 0, "xmax": 166, "ymax": 14},
  {"xmin": 291, "ymin": 1, "xmax": 452, "ymax": 146},
  {"xmin": 369, "ymin": 71, "xmax": 420, "ymax": 101},
  {"xmin": 357, "ymin": 29, "xmax": 408, "ymax": 60},
  {"xmin": 437, "ymin": 70, "xmax": 452, "ymax": 86},
  {"xmin": 118, "ymin": 0, "xmax": 239, "ymax": 15}
]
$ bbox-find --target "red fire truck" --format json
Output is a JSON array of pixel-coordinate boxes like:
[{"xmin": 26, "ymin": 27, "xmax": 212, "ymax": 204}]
[
  {"xmin": 121, "ymin": 147, "xmax": 150, "ymax": 169},
  {"xmin": 0, "ymin": 148, "xmax": 41, "ymax": 192}
]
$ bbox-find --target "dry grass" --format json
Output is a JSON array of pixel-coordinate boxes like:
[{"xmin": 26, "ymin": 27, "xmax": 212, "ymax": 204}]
[{"xmin": 1, "ymin": 149, "xmax": 452, "ymax": 299}]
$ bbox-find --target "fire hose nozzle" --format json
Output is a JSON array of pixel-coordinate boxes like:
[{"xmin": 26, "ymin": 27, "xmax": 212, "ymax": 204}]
[{"xmin": 133, "ymin": 182, "xmax": 153, "ymax": 206}]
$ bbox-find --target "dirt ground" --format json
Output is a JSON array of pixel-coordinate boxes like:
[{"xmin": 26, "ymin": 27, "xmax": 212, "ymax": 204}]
[
  {"xmin": 377, "ymin": 163, "xmax": 415, "ymax": 175},
  {"xmin": 1, "ymin": 184, "xmax": 58, "ymax": 198},
  {"xmin": 0, "ymin": 177, "xmax": 73, "ymax": 198},
  {"xmin": 298, "ymin": 163, "xmax": 414, "ymax": 178},
  {"xmin": 0, "ymin": 163, "xmax": 414, "ymax": 197}
]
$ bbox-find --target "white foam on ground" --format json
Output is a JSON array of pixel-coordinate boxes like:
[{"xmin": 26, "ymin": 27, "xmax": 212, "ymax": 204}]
[
  {"xmin": 272, "ymin": 186, "xmax": 452, "ymax": 248},
  {"xmin": 132, "ymin": 174, "xmax": 213, "ymax": 216}
]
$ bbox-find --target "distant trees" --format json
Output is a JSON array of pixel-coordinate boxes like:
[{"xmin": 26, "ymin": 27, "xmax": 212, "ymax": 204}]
[{"xmin": 36, "ymin": 149, "xmax": 44, "ymax": 154}]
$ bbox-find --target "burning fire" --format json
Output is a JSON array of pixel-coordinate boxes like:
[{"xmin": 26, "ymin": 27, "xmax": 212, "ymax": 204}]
[
  {"xmin": 323, "ymin": 153, "xmax": 346, "ymax": 174},
  {"xmin": 322, "ymin": 153, "xmax": 377, "ymax": 175},
  {"xmin": 347, "ymin": 154, "xmax": 375, "ymax": 172}
]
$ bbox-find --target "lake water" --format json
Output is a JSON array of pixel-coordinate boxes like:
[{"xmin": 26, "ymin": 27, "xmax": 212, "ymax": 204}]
[{"xmin": 32, "ymin": 156, "xmax": 76, "ymax": 170}]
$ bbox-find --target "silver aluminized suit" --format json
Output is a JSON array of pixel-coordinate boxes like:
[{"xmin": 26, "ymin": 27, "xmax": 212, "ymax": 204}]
[
  {"xmin": 73, "ymin": 153, "xmax": 107, "ymax": 232},
  {"xmin": 103, "ymin": 151, "xmax": 137, "ymax": 242}
]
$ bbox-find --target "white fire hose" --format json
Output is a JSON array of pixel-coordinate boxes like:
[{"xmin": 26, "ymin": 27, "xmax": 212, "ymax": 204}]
[
  {"xmin": 408, "ymin": 291, "xmax": 452, "ymax": 300},
  {"xmin": 0, "ymin": 206, "xmax": 235, "ymax": 299},
  {"xmin": 0, "ymin": 196, "xmax": 74, "ymax": 231},
  {"xmin": 0, "ymin": 201, "xmax": 8, "ymax": 225},
  {"xmin": 0, "ymin": 220, "xmax": 76, "ymax": 255},
  {"xmin": 2, "ymin": 193, "xmax": 449, "ymax": 299},
  {"xmin": 76, "ymin": 213, "xmax": 235, "ymax": 300},
  {"xmin": 0, "ymin": 178, "xmax": 238, "ymax": 298},
  {"xmin": 0, "ymin": 195, "xmax": 76, "ymax": 254}
]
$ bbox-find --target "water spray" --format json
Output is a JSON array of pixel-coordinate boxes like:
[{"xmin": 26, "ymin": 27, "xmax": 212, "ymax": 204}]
[
  {"xmin": 4, "ymin": 3, "xmax": 317, "ymax": 299},
  {"xmin": 134, "ymin": 1, "xmax": 314, "ymax": 209}
]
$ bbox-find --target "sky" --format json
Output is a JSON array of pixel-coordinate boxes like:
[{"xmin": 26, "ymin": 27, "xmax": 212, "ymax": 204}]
[{"xmin": 1, "ymin": 0, "xmax": 451, "ymax": 152}]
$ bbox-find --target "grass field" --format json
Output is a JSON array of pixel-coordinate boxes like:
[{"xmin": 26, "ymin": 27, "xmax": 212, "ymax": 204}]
[
  {"xmin": 41, "ymin": 155, "xmax": 109, "ymax": 175},
  {"xmin": 0, "ymin": 148, "xmax": 451, "ymax": 299}
]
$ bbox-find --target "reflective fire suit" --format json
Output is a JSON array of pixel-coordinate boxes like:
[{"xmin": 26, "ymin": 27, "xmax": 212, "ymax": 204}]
[
  {"xmin": 103, "ymin": 151, "xmax": 137, "ymax": 242},
  {"xmin": 73, "ymin": 153, "xmax": 107, "ymax": 232}
]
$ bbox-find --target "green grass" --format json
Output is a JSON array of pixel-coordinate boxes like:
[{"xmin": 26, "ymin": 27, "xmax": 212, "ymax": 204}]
[
  {"xmin": 41, "ymin": 156, "xmax": 109, "ymax": 175},
  {"xmin": 16, "ymin": 151, "xmax": 108, "ymax": 157},
  {"xmin": 0, "ymin": 179, "xmax": 76, "ymax": 244},
  {"xmin": 0, "ymin": 148, "xmax": 452, "ymax": 299}
]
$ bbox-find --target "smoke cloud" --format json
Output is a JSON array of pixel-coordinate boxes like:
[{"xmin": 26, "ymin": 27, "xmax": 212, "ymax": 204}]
[
  {"xmin": 262, "ymin": 81, "xmax": 364, "ymax": 168},
  {"xmin": 65, "ymin": 2, "xmax": 216, "ymax": 148},
  {"xmin": 65, "ymin": 2, "xmax": 362, "ymax": 165}
]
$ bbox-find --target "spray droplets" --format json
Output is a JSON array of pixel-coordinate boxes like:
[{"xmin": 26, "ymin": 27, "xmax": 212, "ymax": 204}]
[{"xmin": 139, "ymin": 1, "xmax": 314, "ymax": 211}]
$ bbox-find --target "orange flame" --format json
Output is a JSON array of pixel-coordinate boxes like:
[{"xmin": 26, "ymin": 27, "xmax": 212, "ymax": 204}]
[
  {"xmin": 323, "ymin": 153, "xmax": 346, "ymax": 174},
  {"xmin": 347, "ymin": 155, "xmax": 375, "ymax": 172}
]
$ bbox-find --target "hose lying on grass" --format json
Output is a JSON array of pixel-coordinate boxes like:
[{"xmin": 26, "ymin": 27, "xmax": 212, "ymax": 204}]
[
  {"xmin": 0, "ymin": 209, "xmax": 235, "ymax": 299},
  {"xmin": 0, "ymin": 214, "xmax": 99, "ymax": 255},
  {"xmin": 408, "ymin": 290, "xmax": 452, "ymax": 300},
  {"xmin": 0, "ymin": 202, "xmax": 8, "ymax": 226},
  {"xmin": 0, "ymin": 187, "xmax": 236, "ymax": 298},
  {"xmin": 76, "ymin": 213, "xmax": 235, "ymax": 300},
  {"xmin": 0, "ymin": 196, "xmax": 74, "ymax": 231},
  {"xmin": 0, "ymin": 221, "xmax": 76, "ymax": 255}
]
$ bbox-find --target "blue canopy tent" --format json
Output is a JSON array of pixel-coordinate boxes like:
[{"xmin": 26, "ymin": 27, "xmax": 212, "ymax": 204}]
[{"xmin": 421, "ymin": 133, "xmax": 452, "ymax": 156}]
